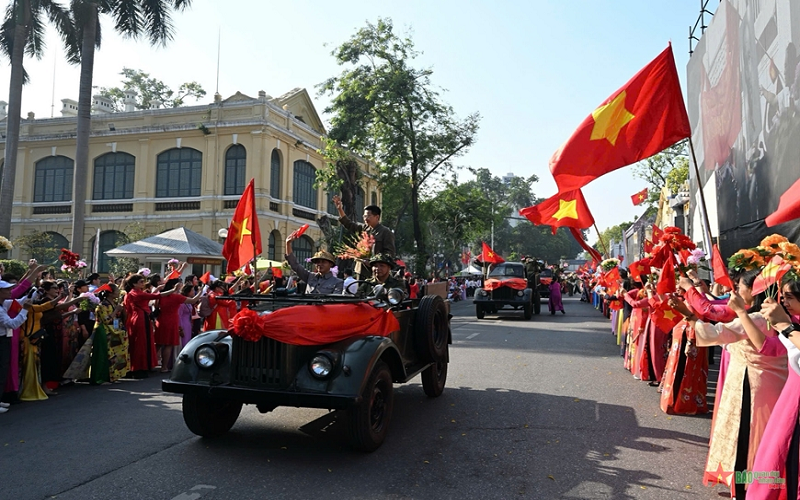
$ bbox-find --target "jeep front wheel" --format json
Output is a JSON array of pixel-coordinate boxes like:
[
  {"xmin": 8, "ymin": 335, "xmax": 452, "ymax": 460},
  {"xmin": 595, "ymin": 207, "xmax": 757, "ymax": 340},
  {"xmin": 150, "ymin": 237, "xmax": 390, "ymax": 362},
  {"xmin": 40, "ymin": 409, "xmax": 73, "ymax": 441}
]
[
  {"xmin": 421, "ymin": 359, "xmax": 448, "ymax": 397},
  {"xmin": 182, "ymin": 393, "xmax": 242, "ymax": 438},
  {"xmin": 476, "ymin": 304, "xmax": 485, "ymax": 319},
  {"xmin": 348, "ymin": 361, "xmax": 394, "ymax": 452},
  {"xmin": 415, "ymin": 295, "xmax": 449, "ymax": 362}
]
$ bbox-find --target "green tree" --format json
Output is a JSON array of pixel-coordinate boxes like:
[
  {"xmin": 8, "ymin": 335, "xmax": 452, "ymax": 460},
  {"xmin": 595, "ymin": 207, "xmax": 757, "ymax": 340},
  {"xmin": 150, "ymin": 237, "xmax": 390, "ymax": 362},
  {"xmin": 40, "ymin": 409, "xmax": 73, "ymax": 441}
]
[
  {"xmin": 0, "ymin": 0, "xmax": 74, "ymax": 239},
  {"xmin": 69, "ymin": 0, "xmax": 192, "ymax": 256},
  {"xmin": 318, "ymin": 18, "xmax": 480, "ymax": 272},
  {"xmin": 595, "ymin": 222, "xmax": 633, "ymax": 257},
  {"xmin": 316, "ymin": 137, "xmax": 361, "ymax": 222},
  {"xmin": 106, "ymin": 221, "xmax": 161, "ymax": 277},
  {"xmin": 631, "ymin": 139, "xmax": 689, "ymax": 217},
  {"xmin": 99, "ymin": 67, "xmax": 205, "ymax": 111},
  {"xmin": 14, "ymin": 230, "xmax": 61, "ymax": 265}
]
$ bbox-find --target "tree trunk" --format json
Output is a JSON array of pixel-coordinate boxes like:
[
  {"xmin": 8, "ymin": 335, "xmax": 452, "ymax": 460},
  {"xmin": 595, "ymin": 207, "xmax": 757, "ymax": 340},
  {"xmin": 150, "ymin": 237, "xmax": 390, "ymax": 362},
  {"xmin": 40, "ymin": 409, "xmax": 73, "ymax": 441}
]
[
  {"xmin": 410, "ymin": 181, "xmax": 427, "ymax": 274},
  {"xmin": 71, "ymin": 5, "xmax": 98, "ymax": 255},
  {"xmin": 337, "ymin": 158, "xmax": 358, "ymax": 222},
  {"xmin": 0, "ymin": 1, "xmax": 30, "ymax": 239}
]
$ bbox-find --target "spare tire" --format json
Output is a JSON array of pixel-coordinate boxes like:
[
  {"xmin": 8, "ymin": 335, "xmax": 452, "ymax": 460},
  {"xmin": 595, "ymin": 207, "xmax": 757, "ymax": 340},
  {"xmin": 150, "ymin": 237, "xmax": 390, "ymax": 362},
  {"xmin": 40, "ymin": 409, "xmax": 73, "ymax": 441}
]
[{"xmin": 415, "ymin": 295, "xmax": 449, "ymax": 362}]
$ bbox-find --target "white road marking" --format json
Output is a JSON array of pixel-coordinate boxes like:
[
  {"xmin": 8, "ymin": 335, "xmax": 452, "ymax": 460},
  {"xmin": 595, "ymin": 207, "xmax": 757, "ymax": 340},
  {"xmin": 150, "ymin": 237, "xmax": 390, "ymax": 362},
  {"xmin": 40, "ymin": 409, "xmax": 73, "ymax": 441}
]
[
  {"xmin": 466, "ymin": 332, "xmax": 481, "ymax": 339},
  {"xmin": 171, "ymin": 485, "xmax": 217, "ymax": 500}
]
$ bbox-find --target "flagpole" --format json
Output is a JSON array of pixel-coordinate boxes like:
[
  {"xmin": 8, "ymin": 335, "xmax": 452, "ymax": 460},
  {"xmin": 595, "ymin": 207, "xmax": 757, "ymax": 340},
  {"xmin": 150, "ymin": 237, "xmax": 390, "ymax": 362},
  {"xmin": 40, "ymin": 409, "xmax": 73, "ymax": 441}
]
[
  {"xmin": 593, "ymin": 223, "xmax": 609, "ymax": 258},
  {"xmin": 687, "ymin": 136, "xmax": 715, "ymax": 281}
]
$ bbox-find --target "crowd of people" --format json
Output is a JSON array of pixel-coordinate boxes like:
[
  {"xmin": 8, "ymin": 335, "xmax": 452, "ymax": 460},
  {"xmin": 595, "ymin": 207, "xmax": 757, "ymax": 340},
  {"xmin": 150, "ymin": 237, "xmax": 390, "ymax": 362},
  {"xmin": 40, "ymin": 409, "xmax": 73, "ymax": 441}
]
[{"xmin": 583, "ymin": 229, "xmax": 800, "ymax": 499}]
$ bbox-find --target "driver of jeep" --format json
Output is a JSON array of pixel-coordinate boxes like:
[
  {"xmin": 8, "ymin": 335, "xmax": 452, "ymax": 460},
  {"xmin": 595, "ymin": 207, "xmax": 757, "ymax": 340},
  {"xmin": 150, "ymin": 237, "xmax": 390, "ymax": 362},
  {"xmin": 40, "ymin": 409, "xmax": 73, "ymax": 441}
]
[
  {"xmin": 355, "ymin": 254, "xmax": 403, "ymax": 296},
  {"xmin": 285, "ymin": 235, "xmax": 343, "ymax": 294}
]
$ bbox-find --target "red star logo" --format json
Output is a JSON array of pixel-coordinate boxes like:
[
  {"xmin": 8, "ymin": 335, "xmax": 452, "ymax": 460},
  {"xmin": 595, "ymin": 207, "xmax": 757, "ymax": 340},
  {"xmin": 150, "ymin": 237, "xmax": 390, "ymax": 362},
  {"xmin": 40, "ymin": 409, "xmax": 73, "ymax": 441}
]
[{"xmin": 703, "ymin": 463, "xmax": 734, "ymax": 486}]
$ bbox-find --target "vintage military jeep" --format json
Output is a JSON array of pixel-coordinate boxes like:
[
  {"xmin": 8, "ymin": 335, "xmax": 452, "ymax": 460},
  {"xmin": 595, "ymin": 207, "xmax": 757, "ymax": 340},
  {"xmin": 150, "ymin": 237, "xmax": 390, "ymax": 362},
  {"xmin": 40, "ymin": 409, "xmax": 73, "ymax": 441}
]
[
  {"xmin": 162, "ymin": 285, "xmax": 450, "ymax": 452},
  {"xmin": 473, "ymin": 261, "xmax": 539, "ymax": 319}
]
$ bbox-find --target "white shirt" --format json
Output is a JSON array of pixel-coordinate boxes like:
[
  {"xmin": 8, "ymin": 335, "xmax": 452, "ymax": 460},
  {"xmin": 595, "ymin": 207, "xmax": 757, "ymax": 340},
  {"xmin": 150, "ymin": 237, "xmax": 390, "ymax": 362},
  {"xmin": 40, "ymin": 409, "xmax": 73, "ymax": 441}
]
[
  {"xmin": 1, "ymin": 299, "xmax": 29, "ymax": 337},
  {"xmin": 343, "ymin": 276, "xmax": 356, "ymax": 295}
]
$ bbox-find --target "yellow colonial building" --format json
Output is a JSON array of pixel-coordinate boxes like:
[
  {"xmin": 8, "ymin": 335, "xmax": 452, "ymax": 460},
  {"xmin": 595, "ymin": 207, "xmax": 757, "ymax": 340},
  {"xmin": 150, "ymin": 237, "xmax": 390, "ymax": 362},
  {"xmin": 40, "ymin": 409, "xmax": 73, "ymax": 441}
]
[{"xmin": 0, "ymin": 88, "xmax": 381, "ymax": 274}]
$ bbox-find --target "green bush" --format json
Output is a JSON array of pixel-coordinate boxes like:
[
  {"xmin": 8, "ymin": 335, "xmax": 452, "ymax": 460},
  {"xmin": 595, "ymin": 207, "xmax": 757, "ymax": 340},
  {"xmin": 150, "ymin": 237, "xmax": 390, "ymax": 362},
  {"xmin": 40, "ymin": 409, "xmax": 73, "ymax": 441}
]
[{"xmin": 0, "ymin": 259, "xmax": 28, "ymax": 281}]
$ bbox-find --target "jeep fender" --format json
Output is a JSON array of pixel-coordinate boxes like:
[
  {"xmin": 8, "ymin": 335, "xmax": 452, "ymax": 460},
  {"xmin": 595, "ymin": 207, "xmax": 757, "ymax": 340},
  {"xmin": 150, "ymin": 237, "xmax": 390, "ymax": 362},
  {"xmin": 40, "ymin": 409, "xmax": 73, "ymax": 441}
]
[
  {"xmin": 326, "ymin": 336, "xmax": 405, "ymax": 398},
  {"xmin": 170, "ymin": 330, "xmax": 233, "ymax": 384}
]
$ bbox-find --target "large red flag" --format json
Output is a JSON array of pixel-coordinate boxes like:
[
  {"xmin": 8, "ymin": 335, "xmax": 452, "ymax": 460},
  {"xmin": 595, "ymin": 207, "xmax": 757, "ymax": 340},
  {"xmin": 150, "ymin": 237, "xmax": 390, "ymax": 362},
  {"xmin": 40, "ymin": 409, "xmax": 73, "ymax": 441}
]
[
  {"xmin": 550, "ymin": 45, "xmax": 690, "ymax": 192},
  {"xmin": 765, "ymin": 177, "xmax": 800, "ymax": 227},
  {"xmin": 478, "ymin": 242, "xmax": 504, "ymax": 264},
  {"xmin": 711, "ymin": 244, "xmax": 734, "ymax": 290},
  {"xmin": 631, "ymin": 187, "xmax": 648, "ymax": 206},
  {"xmin": 519, "ymin": 189, "xmax": 595, "ymax": 233},
  {"xmin": 656, "ymin": 253, "xmax": 677, "ymax": 295},
  {"xmin": 223, "ymin": 179, "xmax": 262, "ymax": 273}
]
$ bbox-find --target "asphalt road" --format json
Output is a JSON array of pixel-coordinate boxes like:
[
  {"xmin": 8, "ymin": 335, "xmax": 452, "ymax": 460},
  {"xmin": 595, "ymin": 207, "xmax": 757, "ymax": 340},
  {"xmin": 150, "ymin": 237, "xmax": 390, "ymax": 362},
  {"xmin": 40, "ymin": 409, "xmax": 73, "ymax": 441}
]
[{"xmin": 1, "ymin": 297, "xmax": 730, "ymax": 500}]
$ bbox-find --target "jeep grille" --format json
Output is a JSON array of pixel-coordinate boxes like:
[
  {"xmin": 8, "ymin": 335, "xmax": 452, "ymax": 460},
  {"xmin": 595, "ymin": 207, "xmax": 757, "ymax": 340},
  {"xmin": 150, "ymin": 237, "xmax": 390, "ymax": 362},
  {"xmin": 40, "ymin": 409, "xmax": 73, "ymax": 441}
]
[
  {"xmin": 491, "ymin": 287, "xmax": 517, "ymax": 301},
  {"xmin": 232, "ymin": 336, "xmax": 286, "ymax": 387}
]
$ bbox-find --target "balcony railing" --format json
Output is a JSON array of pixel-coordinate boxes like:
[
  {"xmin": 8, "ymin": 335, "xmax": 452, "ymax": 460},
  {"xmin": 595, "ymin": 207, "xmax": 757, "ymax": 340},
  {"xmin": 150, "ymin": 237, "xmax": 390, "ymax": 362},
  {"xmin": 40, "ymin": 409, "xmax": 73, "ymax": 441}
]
[
  {"xmin": 33, "ymin": 205, "xmax": 71, "ymax": 215},
  {"xmin": 155, "ymin": 201, "xmax": 201, "ymax": 211},
  {"xmin": 93, "ymin": 203, "xmax": 133, "ymax": 213},
  {"xmin": 292, "ymin": 208, "xmax": 317, "ymax": 221}
]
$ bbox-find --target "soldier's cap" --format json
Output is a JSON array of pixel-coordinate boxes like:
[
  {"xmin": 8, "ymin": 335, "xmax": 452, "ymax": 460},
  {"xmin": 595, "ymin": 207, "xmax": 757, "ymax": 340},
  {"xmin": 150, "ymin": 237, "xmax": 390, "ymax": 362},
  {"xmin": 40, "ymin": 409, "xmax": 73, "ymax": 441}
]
[
  {"xmin": 369, "ymin": 254, "xmax": 395, "ymax": 269},
  {"xmin": 310, "ymin": 250, "xmax": 336, "ymax": 265}
]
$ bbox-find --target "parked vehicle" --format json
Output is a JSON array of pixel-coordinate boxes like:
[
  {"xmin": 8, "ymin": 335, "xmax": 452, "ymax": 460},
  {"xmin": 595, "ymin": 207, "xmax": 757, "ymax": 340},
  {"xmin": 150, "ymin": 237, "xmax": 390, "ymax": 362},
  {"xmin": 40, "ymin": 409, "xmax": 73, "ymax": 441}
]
[
  {"xmin": 473, "ymin": 262, "xmax": 539, "ymax": 319},
  {"xmin": 163, "ymin": 285, "xmax": 451, "ymax": 452}
]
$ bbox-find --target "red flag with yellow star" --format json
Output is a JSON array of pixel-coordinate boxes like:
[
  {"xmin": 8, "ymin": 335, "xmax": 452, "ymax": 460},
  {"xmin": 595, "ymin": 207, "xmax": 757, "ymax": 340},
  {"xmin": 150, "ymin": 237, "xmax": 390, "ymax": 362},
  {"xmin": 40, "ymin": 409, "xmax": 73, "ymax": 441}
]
[
  {"xmin": 478, "ymin": 242, "xmax": 504, "ymax": 264},
  {"xmin": 549, "ymin": 45, "xmax": 690, "ymax": 192},
  {"xmin": 519, "ymin": 189, "xmax": 595, "ymax": 232},
  {"xmin": 223, "ymin": 178, "xmax": 262, "ymax": 273},
  {"xmin": 651, "ymin": 300, "xmax": 683, "ymax": 332},
  {"xmin": 631, "ymin": 187, "xmax": 648, "ymax": 206}
]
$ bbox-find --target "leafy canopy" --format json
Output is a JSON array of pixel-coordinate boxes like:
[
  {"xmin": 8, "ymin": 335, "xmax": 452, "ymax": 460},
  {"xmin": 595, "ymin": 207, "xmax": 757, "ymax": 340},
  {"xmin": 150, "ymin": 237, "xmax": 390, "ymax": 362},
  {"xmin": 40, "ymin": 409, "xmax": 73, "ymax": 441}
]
[{"xmin": 99, "ymin": 67, "xmax": 206, "ymax": 111}]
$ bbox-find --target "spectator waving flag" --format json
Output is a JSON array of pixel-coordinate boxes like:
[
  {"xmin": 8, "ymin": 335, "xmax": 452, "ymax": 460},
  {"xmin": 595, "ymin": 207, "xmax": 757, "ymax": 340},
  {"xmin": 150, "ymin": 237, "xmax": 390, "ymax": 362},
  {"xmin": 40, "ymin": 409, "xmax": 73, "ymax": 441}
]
[
  {"xmin": 549, "ymin": 45, "xmax": 690, "ymax": 193},
  {"xmin": 222, "ymin": 179, "xmax": 262, "ymax": 273}
]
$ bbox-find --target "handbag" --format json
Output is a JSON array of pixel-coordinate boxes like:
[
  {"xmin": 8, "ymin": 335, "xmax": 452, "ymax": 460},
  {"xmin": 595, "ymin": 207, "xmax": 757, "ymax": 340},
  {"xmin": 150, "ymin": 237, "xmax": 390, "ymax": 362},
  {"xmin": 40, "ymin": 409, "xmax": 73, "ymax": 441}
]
[{"xmin": 28, "ymin": 328, "xmax": 48, "ymax": 345}]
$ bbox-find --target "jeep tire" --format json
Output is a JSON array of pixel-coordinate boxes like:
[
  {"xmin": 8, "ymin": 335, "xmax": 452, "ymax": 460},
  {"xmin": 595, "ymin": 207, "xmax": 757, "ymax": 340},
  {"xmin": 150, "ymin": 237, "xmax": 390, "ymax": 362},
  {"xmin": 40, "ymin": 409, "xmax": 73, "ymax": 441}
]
[
  {"xmin": 348, "ymin": 361, "xmax": 393, "ymax": 452},
  {"xmin": 182, "ymin": 393, "xmax": 242, "ymax": 438},
  {"xmin": 415, "ymin": 295, "xmax": 449, "ymax": 362},
  {"xmin": 523, "ymin": 300, "xmax": 533, "ymax": 320},
  {"xmin": 476, "ymin": 304, "xmax": 485, "ymax": 319},
  {"xmin": 421, "ymin": 359, "xmax": 448, "ymax": 397}
]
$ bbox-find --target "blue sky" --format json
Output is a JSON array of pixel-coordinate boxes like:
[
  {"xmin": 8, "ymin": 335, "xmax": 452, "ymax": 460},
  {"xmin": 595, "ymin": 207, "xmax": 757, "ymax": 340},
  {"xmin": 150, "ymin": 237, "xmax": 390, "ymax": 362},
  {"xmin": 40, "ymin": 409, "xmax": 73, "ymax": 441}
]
[{"xmin": 0, "ymin": 1, "xmax": 704, "ymax": 243}]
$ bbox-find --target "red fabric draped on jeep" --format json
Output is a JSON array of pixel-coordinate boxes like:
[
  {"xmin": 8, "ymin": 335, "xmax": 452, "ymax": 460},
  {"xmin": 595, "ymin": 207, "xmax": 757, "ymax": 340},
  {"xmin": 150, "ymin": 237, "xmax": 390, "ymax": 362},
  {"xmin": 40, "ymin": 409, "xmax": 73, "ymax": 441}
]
[
  {"xmin": 483, "ymin": 278, "xmax": 528, "ymax": 291},
  {"xmin": 231, "ymin": 304, "xmax": 401, "ymax": 345}
]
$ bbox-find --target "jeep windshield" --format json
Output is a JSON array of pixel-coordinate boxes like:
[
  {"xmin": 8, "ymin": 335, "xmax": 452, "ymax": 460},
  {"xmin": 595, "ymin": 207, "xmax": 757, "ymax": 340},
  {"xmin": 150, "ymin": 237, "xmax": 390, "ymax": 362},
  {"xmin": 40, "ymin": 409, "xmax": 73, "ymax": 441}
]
[
  {"xmin": 488, "ymin": 264, "xmax": 524, "ymax": 278},
  {"xmin": 539, "ymin": 269, "xmax": 554, "ymax": 279}
]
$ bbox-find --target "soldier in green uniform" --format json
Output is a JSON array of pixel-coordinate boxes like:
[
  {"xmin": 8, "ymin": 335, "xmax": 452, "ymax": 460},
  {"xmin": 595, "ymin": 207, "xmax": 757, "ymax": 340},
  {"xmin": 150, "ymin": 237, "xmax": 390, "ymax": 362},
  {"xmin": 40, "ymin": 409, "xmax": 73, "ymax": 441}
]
[{"xmin": 357, "ymin": 254, "xmax": 404, "ymax": 297}]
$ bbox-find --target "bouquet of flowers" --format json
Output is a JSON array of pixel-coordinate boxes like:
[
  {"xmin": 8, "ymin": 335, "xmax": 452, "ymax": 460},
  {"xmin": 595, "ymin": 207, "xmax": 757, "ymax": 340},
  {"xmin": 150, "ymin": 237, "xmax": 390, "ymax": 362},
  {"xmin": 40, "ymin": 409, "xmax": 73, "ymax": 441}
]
[
  {"xmin": 59, "ymin": 248, "xmax": 87, "ymax": 274},
  {"xmin": 0, "ymin": 235, "xmax": 12, "ymax": 252},
  {"xmin": 78, "ymin": 291, "xmax": 100, "ymax": 312},
  {"xmin": 600, "ymin": 258, "xmax": 620, "ymax": 272},
  {"xmin": 728, "ymin": 234, "xmax": 800, "ymax": 273},
  {"xmin": 335, "ymin": 231, "xmax": 375, "ymax": 261}
]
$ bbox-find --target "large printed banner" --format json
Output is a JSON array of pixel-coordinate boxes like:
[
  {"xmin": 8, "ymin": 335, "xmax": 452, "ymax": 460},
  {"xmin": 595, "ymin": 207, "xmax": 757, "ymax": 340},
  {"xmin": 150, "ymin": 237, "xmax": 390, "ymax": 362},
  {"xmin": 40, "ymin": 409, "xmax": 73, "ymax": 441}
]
[{"xmin": 687, "ymin": 0, "xmax": 800, "ymax": 255}]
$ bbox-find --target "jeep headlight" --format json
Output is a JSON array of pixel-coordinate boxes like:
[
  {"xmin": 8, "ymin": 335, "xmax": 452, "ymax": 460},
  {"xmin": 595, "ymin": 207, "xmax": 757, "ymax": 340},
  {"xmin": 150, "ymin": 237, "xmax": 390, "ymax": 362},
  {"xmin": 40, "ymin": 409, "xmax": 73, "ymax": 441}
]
[
  {"xmin": 517, "ymin": 290, "xmax": 524, "ymax": 297},
  {"xmin": 309, "ymin": 352, "xmax": 336, "ymax": 379},
  {"xmin": 195, "ymin": 345, "xmax": 217, "ymax": 369},
  {"xmin": 387, "ymin": 287, "xmax": 406, "ymax": 305}
]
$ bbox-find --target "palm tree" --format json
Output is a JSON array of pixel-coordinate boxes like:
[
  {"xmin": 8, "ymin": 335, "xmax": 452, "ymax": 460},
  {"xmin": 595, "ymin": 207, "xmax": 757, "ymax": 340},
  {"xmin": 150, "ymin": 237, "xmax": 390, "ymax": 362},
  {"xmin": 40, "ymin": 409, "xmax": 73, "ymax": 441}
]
[
  {"xmin": 69, "ymin": 0, "xmax": 192, "ymax": 255},
  {"xmin": 0, "ymin": 0, "xmax": 74, "ymax": 240}
]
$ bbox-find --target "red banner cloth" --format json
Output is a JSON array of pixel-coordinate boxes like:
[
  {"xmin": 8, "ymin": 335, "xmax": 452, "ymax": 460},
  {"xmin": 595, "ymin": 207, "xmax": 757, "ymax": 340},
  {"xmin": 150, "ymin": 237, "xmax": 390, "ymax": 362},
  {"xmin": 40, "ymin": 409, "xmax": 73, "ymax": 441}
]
[
  {"xmin": 568, "ymin": 227, "xmax": 603, "ymax": 265},
  {"xmin": 231, "ymin": 303, "xmax": 400, "ymax": 345},
  {"xmin": 223, "ymin": 178, "xmax": 262, "ymax": 273},
  {"xmin": 549, "ymin": 45, "xmax": 691, "ymax": 192},
  {"xmin": 483, "ymin": 278, "xmax": 528, "ymax": 291},
  {"xmin": 711, "ymin": 244, "xmax": 734, "ymax": 290},
  {"xmin": 519, "ymin": 189, "xmax": 595, "ymax": 233}
]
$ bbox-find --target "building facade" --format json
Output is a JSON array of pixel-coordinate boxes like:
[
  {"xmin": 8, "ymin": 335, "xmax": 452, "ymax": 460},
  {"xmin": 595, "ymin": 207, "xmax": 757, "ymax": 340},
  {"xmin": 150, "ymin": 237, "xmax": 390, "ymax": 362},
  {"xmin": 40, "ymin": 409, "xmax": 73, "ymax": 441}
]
[{"xmin": 0, "ymin": 88, "xmax": 381, "ymax": 274}]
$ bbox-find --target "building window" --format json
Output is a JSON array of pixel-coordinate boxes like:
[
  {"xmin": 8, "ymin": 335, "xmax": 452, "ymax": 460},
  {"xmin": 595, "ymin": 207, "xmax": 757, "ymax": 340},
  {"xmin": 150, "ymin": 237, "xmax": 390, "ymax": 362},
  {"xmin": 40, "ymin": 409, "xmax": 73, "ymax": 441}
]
[
  {"xmin": 371, "ymin": 191, "xmax": 377, "ymax": 206},
  {"xmin": 327, "ymin": 191, "xmax": 339, "ymax": 216},
  {"xmin": 224, "ymin": 145, "xmax": 246, "ymax": 196},
  {"xmin": 156, "ymin": 148, "xmax": 202, "ymax": 198},
  {"xmin": 293, "ymin": 160, "xmax": 317, "ymax": 210},
  {"xmin": 89, "ymin": 230, "xmax": 126, "ymax": 273},
  {"xmin": 355, "ymin": 187, "xmax": 365, "ymax": 215},
  {"xmin": 293, "ymin": 235, "xmax": 314, "ymax": 267},
  {"xmin": 29, "ymin": 231, "xmax": 69, "ymax": 265},
  {"xmin": 93, "ymin": 152, "xmax": 135, "ymax": 200},
  {"xmin": 34, "ymin": 156, "xmax": 73, "ymax": 202},
  {"xmin": 268, "ymin": 230, "xmax": 281, "ymax": 261},
  {"xmin": 270, "ymin": 149, "xmax": 281, "ymax": 199}
]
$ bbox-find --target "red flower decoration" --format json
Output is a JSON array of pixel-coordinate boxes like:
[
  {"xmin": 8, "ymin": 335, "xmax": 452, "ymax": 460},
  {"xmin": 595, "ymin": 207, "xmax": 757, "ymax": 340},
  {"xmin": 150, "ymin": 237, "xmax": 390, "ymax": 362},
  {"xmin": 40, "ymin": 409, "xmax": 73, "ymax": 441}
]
[{"xmin": 231, "ymin": 308, "xmax": 264, "ymax": 342}]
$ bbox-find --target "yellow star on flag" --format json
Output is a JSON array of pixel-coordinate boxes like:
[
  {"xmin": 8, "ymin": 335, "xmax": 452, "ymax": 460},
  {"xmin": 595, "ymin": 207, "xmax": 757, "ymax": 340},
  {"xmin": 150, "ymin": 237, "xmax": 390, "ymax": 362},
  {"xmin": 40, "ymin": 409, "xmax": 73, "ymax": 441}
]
[
  {"xmin": 662, "ymin": 309, "xmax": 676, "ymax": 321},
  {"xmin": 552, "ymin": 199, "xmax": 578, "ymax": 221},
  {"xmin": 638, "ymin": 194, "xmax": 645, "ymax": 201},
  {"xmin": 590, "ymin": 91, "xmax": 635, "ymax": 146},
  {"xmin": 232, "ymin": 217, "xmax": 252, "ymax": 244},
  {"xmin": 487, "ymin": 251, "xmax": 494, "ymax": 258}
]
